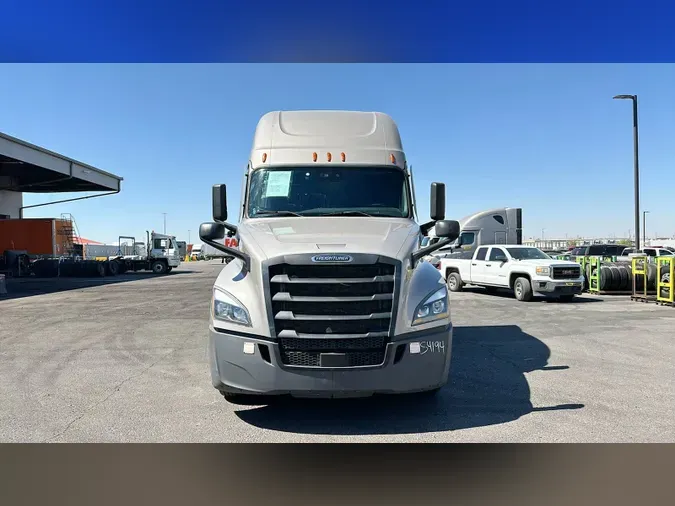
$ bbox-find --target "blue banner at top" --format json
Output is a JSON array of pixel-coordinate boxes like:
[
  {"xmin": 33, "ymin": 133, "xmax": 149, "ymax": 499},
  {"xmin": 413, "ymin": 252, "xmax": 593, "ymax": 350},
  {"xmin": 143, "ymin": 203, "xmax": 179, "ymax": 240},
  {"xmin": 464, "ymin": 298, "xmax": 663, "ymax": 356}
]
[{"xmin": 1, "ymin": 0, "xmax": 673, "ymax": 62}]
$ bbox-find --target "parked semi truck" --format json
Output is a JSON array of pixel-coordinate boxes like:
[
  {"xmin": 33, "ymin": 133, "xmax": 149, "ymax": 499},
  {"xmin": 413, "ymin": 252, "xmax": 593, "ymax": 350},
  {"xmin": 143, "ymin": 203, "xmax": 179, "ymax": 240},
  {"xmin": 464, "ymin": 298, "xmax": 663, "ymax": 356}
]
[
  {"xmin": 422, "ymin": 207, "xmax": 523, "ymax": 259},
  {"xmin": 200, "ymin": 110, "xmax": 461, "ymax": 403},
  {"xmin": 113, "ymin": 231, "xmax": 182, "ymax": 274}
]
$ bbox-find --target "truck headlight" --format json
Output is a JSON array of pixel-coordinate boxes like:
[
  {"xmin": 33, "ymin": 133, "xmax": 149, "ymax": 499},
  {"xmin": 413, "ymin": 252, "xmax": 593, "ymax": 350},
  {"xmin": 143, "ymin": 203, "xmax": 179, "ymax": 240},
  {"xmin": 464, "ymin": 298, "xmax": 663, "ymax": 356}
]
[
  {"xmin": 412, "ymin": 285, "xmax": 449, "ymax": 326},
  {"xmin": 212, "ymin": 288, "xmax": 251, "ymax": 326},
  {"xmin": 535, "ymin": 266, "xmax": 551, "ymax": 276}
]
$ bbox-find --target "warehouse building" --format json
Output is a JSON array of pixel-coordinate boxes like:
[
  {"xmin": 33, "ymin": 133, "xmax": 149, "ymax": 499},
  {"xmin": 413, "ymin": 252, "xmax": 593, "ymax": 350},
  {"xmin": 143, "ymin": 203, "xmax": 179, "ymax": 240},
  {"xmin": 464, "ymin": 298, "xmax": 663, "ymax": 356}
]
[{"xmin": 0, "ymin": 131, "xmax": 122, "ymax": 219}]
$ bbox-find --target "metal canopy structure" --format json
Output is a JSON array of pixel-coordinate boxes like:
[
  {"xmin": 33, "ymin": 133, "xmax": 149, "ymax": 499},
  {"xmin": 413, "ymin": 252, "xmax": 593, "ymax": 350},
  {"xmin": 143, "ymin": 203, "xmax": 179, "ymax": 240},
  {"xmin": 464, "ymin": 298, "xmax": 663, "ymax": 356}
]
[{"xmin": 0, "ymin": 131, "xmax": 122, "ymax": 193}]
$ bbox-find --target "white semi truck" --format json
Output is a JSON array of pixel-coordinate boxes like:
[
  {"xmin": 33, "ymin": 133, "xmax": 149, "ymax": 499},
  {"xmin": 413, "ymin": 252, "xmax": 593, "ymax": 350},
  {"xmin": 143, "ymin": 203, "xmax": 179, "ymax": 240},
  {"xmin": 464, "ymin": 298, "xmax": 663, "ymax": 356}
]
[
  {"xmin": 200, "ymin": 110, "xmax": 461, "ymax": 403},
  {"xmin": 422, "ymin": 207, "xmax": 523, "ymax": 259},
  {"xmin": 114, "ymin": 231, "xmax": 182, "ymax": 274}
]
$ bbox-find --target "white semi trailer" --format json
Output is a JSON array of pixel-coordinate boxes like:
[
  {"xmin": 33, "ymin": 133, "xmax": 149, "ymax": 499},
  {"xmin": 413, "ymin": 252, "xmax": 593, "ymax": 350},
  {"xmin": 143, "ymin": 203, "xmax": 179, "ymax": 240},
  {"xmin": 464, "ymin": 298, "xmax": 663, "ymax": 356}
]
[{"xmin": 200, "ymin": 110, "xmax": 461, "ymax": 403}]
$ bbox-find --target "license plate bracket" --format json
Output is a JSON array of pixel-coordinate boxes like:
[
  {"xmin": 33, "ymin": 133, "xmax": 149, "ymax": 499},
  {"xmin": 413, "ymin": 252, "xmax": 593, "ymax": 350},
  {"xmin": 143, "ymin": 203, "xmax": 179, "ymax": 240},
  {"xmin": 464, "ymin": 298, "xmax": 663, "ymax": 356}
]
[{"xmin": 320, "ymin": 353, "xmax": 349, "ymax": 367}]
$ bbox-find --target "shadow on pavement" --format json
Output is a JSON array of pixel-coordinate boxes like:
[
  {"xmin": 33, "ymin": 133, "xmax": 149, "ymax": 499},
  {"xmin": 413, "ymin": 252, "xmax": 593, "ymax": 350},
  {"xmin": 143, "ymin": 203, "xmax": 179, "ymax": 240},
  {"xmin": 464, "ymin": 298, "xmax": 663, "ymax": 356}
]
[
  {"xmin": 1, "ymin": 270, "xmax": 196, "ymax": 300},
  {"xmin": 460, "ymin": 287, "xmax": 602, "ymax": 303},
  {"xmin": 234, "ymin": 324, "xmax": 584, "ymax": 435}
]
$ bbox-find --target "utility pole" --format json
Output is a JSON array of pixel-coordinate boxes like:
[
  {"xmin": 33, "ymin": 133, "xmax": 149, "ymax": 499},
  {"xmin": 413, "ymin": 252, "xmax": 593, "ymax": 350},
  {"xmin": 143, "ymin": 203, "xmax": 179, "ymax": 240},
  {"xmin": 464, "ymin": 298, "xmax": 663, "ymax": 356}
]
[
  {"xmin": 613, "ymin": 94, "xmax": 641, "ymax": 251},
  {"xmin": 643, "ymin": 211, "xmax": 649, "ymax": 246},
  {"xmin": 188, "ymin": 229, "xmax": 191, "ymax": 244},
  {"xmin": 162, "ymin": 213, "xmax": 167, "ymax": 234}
]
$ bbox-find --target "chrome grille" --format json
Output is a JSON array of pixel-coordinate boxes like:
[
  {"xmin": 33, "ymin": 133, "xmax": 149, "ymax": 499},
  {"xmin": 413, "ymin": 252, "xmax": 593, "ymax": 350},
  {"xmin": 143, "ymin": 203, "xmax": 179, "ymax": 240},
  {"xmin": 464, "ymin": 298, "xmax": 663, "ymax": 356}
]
[{"xmin": 266, "ymin": 257, "xmax": 398, "ymax": 368}]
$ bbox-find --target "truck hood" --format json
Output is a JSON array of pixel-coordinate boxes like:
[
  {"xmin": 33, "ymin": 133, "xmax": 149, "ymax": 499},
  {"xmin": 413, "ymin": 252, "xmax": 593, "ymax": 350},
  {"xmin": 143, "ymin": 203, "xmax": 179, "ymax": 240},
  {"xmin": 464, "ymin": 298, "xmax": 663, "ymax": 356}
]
[{"xmin": 238, "ymin": 217, "xmax": 419, "ymax": 260}]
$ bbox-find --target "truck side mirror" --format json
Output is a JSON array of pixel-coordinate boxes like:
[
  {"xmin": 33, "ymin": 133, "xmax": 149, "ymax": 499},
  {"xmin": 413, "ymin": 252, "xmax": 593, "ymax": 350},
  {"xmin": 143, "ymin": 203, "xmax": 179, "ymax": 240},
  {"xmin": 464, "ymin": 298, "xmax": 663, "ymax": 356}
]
[
  {"xmin": 200, "ymin": 222, "xmax": 226, "ymax": 241},
  {"xmin": 212, "ymin": 184, "xmax": 228, "ymax": 222},
  {"xmin": 430, "ymin": 182, "xmax": 445, "ymax": 221},
  {"xmin": 434, "ymin": 220, "xmax": 460, "ymax": 241}
]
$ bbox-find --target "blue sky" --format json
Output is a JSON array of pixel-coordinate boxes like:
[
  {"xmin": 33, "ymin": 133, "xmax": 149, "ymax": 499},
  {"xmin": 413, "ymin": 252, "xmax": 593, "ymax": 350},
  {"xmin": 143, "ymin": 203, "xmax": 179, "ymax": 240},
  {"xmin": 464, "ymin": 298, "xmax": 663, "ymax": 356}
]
[{"xmin": 1, "ymin": 64, "xmax": 674, "ymax": 244}]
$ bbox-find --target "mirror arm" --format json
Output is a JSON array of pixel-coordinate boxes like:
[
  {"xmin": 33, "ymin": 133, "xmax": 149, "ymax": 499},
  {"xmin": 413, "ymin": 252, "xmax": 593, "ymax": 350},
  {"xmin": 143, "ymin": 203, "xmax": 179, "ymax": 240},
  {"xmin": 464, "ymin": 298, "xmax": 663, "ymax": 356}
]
[
  {"xmin": 411, "ymin": 237, "xmax": 453, "ymax": 267},
  {"xmin": 214, "ymin": 219, "xmax": 237, "ymax": 235},
  {"xmin": 419, "ymin": 221, "xmax": 436, "ymax": 236},
  {"xmin": 200, "ymin": 238, "xmax": 250, "ymax": 274}
]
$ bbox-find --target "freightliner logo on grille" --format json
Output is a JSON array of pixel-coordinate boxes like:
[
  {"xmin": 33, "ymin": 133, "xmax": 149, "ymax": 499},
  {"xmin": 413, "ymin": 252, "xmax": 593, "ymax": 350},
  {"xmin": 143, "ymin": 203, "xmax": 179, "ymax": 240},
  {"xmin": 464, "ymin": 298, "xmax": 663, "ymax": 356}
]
[{"xmin": 311, "ymin": 254, "xmax": 353, "ymax": 263}]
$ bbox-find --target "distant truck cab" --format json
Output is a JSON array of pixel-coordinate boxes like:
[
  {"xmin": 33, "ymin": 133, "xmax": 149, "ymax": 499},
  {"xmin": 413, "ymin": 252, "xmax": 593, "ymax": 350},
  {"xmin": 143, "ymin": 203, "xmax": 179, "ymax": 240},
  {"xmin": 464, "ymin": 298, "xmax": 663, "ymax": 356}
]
[
  {"xmin": 422, "ymin": 207, "xmax": 523, "ymax": 259},
  {"xmin": 191, "ymin": 244, "xmax": 203, "ymax": 260},
  {"xmin": 200, "ymin": 110, "xmax": 461, "ymax": 403}
]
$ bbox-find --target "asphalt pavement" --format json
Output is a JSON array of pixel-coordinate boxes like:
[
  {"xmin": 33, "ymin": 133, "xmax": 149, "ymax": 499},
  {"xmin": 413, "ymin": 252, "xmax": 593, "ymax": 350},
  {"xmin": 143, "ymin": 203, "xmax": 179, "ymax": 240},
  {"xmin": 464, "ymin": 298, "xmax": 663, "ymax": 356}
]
[{"xmin": 1, "ymin": 260, "xmax": 673, "ymax": 442}]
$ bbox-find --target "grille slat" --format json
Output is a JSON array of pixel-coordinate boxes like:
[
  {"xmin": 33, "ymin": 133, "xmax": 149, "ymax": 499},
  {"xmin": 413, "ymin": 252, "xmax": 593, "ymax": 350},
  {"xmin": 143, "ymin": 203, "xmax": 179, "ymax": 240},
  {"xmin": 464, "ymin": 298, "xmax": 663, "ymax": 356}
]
[
  {"xmin": 272, "ymin": 292, "xmax": 393, "ymax": 302},
  {"xmin": 275, "ymin": 311, "xmax": 392, "ymax": 321},
  {"xmin": 277, "ymin": 330, "xmax": 390, "ymax": 339},
  {"xmin": 267, "ymin": 259, "xmax": 397, "ymax": 368},
  {"xmin": 276, "ymin": 319, "xmax": 390, "ymax": 335},
  {"xmin": 271, "ymin": 274, "xmax": 395, "ymax": 284},
  {"xmin": 274, "ymin": 300, "xmax": 392, "ymax": 316}
]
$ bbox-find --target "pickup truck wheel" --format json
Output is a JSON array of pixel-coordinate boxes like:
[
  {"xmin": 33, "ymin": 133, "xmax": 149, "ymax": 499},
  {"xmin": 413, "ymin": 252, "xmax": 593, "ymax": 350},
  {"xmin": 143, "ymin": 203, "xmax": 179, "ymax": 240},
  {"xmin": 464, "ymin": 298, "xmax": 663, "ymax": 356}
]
[
  {"xmin": 447, "ymin": 272, "xmax": 463, "ymax": 292},
  {"xmin": 514, "ymin": 277, "xmax": 533, "ymax": 301}
]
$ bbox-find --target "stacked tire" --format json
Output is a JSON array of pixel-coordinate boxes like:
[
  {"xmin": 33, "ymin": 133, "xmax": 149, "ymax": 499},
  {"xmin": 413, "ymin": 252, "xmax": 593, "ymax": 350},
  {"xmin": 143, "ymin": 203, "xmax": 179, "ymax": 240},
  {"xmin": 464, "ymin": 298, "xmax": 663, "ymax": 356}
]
[
  {"xmin": 587, "ymin": 260, "xmax": 656, "ymax": 292},
  {"xmin": 31, "ymin": 259, "xmax": 60, "ymax": 278},
  {"xmin": 658, "ymin": 262, "xmax": 671, "ymax": 300}
]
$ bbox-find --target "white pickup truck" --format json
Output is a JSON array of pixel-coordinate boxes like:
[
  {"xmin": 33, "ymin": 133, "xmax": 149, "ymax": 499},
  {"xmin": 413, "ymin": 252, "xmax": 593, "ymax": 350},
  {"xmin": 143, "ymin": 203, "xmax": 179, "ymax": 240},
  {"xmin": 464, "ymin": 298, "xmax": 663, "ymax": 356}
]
[{"xmin": 440, "ymin": 244, "xmax": 585, "ymax": 301}]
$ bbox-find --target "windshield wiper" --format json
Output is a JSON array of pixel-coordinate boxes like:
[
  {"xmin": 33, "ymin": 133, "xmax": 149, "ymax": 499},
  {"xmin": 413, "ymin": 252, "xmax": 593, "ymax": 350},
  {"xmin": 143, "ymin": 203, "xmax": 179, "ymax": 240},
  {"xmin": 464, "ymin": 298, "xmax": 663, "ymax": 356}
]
[
  {"xmin": 319, "ymin": 210, "xmax": 375, "ymax": 217},
  {"xmin": 253, "ymin": 210, "xmax": 305, "ymax": 217}
]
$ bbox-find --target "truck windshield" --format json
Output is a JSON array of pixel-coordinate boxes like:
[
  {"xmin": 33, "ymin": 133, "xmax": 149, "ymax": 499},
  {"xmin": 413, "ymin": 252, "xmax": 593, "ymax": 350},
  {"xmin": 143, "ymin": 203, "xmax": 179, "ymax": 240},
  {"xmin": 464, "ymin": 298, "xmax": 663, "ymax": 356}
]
[
  {"xmin": 247, "ymin": 167, "xmax": 410, "ymax": 218},
  {"xmin": 506, "ymin": 247, "xmax": 551, "ymax": 260}
]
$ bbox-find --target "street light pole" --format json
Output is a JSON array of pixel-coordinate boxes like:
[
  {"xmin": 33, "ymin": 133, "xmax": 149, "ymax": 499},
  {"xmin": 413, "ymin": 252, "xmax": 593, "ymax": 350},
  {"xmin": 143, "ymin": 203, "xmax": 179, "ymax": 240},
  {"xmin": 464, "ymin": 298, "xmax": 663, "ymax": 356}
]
[
  {"xmin": 643, "ymin": 210, "xmax": 649, "ymax": 246},
  {"xmin": 613, "ymin": 94, "xmax": 641, "ymax": 251}
]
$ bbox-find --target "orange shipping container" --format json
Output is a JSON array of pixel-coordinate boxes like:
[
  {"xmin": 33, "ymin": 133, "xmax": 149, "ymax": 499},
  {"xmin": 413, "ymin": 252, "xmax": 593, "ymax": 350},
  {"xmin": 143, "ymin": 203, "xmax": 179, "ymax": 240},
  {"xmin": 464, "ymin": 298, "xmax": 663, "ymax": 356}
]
[{"xmin": 0, "ymin": 218, "xmax": 73, "ymax": 256}]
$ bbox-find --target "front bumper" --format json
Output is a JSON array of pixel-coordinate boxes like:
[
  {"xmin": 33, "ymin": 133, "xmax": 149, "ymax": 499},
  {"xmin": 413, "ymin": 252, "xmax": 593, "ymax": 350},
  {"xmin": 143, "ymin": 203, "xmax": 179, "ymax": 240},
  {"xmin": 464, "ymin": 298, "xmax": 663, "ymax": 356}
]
[
  {"xmin": 208, "ymin": 324, "xmax": 453, "ymax": 398},
  {"xmin": 532, "ymin": 278, "xmax": 584, "ymax": 295}
]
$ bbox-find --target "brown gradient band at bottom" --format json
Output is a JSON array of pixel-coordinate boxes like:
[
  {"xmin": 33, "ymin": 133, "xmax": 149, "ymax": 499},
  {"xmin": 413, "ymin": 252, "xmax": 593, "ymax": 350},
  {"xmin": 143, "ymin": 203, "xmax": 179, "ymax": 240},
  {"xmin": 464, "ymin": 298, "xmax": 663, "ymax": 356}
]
[{"xmin": 0, "ymin": 444, "xmax": 672, "ymax": 506}]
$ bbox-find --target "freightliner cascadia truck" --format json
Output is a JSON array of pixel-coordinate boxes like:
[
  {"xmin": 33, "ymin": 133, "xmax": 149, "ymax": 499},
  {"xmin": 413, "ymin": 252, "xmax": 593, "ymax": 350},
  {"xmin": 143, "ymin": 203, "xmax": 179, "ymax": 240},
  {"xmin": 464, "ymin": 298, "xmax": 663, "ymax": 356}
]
[{"xmin": 200, "ymin": 110, "xmax": 461, "ymax": 403}]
